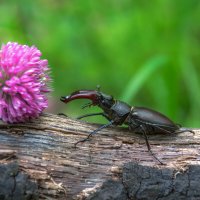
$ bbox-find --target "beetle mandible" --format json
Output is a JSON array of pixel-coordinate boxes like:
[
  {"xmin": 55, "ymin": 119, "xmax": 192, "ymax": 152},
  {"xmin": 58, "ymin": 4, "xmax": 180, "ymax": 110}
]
[{"xmin": 60, "ymin": 89, "xmax": 194, "ymax": 164}]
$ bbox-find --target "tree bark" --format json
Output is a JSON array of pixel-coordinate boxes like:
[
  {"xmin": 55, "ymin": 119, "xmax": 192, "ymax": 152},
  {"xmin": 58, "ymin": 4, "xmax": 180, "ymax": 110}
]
[{"xmin": 0, "ymin": 113, "xmax": 199, "ymax": 200}]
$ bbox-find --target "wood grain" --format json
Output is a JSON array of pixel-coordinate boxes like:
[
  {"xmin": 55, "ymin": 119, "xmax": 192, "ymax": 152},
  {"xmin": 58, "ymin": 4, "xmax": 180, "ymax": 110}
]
[{"xmin": 0, "ymin": 113, "xmax": 199, "ymax": 199}]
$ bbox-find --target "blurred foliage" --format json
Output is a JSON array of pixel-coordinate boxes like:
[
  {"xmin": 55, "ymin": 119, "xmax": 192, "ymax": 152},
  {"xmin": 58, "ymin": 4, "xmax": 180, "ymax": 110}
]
[{"xmin": 0, "ymin": 0, "xmax": 200, "ymax": 126}]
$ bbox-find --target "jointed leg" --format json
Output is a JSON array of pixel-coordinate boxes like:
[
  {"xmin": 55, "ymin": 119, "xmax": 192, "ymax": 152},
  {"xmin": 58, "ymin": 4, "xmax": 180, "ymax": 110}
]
[
  {"xmin": 140, "ymin": 125, "xmax": 164, "ymax": 165},
  {"xmin": 75, "ymin": 120, "xmax": 114, "ymax": 147},
  {"xmin": 58, "ymin": 113, "xmax": 68, "ymax": 117},
  {"xmin": 154, "ymin": 125, "xmax": 195, "ymax": 135},
  {"xmin": 77, "ymin": 112, "xmax": 109, "ymax": 120},
  {"xmin": 58, "ymin": 112, "xmax": 109, "ymax": 121},
  {"xmin": 175, "ymin": 128, "xmax": 195, "ymax": 135}
]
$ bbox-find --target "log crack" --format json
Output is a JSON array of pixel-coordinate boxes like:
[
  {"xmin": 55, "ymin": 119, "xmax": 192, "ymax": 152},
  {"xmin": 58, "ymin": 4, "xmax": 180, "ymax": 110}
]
[{"xmin": 0, "ymin": 113, "xmax": 199, "ymax": 199}]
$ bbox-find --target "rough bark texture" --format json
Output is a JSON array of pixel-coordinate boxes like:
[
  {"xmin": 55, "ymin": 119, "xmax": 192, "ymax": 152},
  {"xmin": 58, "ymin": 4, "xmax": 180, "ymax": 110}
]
[{"xmin": 0, "ymin": 113, "xmax": 199, "ymax": 200}]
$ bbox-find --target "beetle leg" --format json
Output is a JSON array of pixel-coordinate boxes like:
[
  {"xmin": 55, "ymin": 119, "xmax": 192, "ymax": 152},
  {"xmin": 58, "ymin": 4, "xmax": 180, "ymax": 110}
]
[
  {"xmin": 77, "ymin": 112, "xmax": 109, "ymax": 120},
  {"xmin": 58, "ymin": 112, "xmax": 107, "ymax": 120},
  {"xmin": 75, "ymin": 120, "xmax": 114, "ymax": 147},
  {"xmin": 152, "ymin": 125, "xmax": 174, "ymax": 134},
  {"xmin": 175, "ymin": 128, "xmax": 195, "ymax": 135},
  {"xmin": 82, "ymin": 102, "xmax": 93, "ymax": 109},
  {"xmin": 139, "ymin": 125, "xmax": 151, "ymax": 150},
  {"xmin": 58, "ymin": 113, "xmax": 68, "ymax": 117},
  {"xmin": 135, "ymin": 118, "xmax": 177, "ymax": 134},
  {"xmin": 140, "ymin": 125, "xmax": 164, "ymax": 165},
  {"xmin": 149, "ymin": 124, "xmax": 194, "ymax": 135}
]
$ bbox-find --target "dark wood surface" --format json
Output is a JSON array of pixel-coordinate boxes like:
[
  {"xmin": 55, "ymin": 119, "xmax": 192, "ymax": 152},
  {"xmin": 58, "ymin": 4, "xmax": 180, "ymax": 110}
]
[{"xmin": 0, "ymin": 113, "xmax": 199, "ymax": 199}]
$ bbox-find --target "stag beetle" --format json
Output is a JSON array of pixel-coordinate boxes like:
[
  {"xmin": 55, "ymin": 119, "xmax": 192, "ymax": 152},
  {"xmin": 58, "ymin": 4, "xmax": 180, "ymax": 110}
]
[{"xmin": 60, "ymin": 89, "xmax": 194, "ymax": 164}]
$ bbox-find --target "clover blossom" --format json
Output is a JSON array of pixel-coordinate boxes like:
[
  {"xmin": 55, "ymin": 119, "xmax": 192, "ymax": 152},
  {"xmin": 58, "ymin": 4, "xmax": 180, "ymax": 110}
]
[{"xmin": 0, "ymin": 42, "xmax": 51, "ymax": 123}]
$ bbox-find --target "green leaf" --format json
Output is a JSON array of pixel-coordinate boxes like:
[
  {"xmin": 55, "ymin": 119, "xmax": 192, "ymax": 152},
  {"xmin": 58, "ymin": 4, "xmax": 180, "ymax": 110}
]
[{"xmin": 120, "ymin": 55, "xmax": 168, "ymax": 102}]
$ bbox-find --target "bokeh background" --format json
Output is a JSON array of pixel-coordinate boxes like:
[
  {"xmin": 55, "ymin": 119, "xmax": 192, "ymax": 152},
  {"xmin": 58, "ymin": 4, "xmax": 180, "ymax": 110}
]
[{"xmin": 1, "ymin": 0, "xmax": 200, "ymax": 127}]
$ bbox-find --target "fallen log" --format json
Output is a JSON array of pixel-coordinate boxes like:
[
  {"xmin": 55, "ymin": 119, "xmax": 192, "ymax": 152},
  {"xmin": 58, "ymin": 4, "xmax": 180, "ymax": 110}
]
[{"xmin": 0, "ymin": 113, "xmax": 199, "ymax": 199}]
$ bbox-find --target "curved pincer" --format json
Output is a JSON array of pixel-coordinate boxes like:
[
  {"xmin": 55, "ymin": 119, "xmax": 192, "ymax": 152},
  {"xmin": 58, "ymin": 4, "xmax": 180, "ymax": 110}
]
[
  {"xmin": 60, "ymin": 90, "xmax": 100, "ymax": 105},
  {"xmin": 60, "ymin": 96, "xmax": 68, "ymax": 102}
]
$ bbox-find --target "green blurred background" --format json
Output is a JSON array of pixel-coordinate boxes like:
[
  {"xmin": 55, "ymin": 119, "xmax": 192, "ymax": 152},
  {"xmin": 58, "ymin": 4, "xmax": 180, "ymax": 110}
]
[{"xmin": 1, "ymin": 0, "xmax": 200, "ymax": 127}]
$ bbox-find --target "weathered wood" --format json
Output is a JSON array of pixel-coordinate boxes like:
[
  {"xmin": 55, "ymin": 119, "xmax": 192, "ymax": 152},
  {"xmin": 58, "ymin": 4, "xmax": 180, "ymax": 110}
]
[{"xmin": 0, "ymin": 113, "xmax": 199, "ymax": 199}]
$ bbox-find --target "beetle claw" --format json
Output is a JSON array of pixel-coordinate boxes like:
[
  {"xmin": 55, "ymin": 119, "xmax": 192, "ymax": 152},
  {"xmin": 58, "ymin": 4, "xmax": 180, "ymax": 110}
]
[{"xmin": 60, "ymin": 96, "xmax": 66, "ymax": 102}]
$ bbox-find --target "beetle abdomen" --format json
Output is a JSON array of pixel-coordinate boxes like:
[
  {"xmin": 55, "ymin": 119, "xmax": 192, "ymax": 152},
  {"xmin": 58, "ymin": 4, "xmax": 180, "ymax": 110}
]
[{"xmin": 128, "ymin": 107, "xmax": 179, "ymax": 133}]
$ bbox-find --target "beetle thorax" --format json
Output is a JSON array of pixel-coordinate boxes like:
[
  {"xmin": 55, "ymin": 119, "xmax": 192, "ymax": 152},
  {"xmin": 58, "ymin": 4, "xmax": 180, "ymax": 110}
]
[{"xmin": 105, "ymin": 100, "xmax": 132, "ymax": 125}]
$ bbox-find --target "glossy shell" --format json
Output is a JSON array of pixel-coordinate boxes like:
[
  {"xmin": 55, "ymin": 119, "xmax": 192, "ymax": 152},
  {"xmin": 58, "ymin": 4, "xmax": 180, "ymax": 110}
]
[{"xmin": 129, "ymin": 107, "xmax": 179, "ymax": 132}]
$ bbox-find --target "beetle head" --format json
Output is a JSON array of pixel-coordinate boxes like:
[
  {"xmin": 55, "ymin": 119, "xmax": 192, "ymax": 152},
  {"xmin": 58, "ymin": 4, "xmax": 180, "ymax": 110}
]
[{"xmin": 60, "ymin": 90, "xmax": 115, "ymax": 109}]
